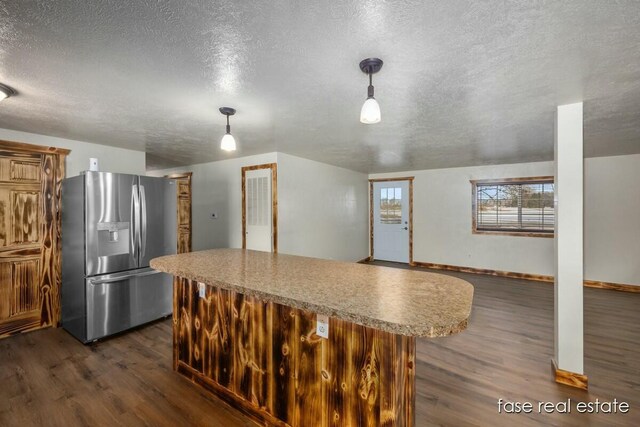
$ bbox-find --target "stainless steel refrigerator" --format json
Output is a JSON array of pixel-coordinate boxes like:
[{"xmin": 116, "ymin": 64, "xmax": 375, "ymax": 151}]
[{"xmin": 61, "ymin": 172, "xmax": 176, "ymax": 343}]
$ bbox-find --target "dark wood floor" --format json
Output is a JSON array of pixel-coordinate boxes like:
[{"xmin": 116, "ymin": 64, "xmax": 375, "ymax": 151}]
[{"xmin": 1, "ymin": 265, "xmax": 639, "ymax": 426}]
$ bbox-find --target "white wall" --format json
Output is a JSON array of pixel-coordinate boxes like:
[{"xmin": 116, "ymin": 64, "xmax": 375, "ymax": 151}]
[
  {"xmin": 149, "ymin": 153, "xmax": 278, "ymax": 251},
  {"xmin": 371, "ymin": 162, "xmax": 556, "ymax": 276},
  {"xmin": 0, "ymin": 128, "xmax": 146, "ymax": 176},
  {"xmin": 585, "ymin": 154, "xmax": 640, "ymax": 285},
  {"xmin": 370, "ymin": 155, "xmax": 640, "ymax": 286},
  {"xmin": 151, "ymin": 152, "xmax": 369, "ymax": 262},
  {"xmin": 277, "ymin": 153, "xmax": 369, "ymax": 262}
]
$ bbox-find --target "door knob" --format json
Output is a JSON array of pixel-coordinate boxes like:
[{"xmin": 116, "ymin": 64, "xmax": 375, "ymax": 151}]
[{"xmin": 403, "ymin": 227, "xmax": 408, "ymax": 230}]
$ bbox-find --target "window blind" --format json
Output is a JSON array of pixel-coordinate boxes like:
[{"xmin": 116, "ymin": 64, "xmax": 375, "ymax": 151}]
[{"xmin": 475, "ymin": 181, "xmax": 554, "ymax": 233}]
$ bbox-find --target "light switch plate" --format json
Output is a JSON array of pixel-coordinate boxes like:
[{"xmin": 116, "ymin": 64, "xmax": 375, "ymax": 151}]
[
  {"xmin": 316, "ymin": 314, "xmax": 329, "ymax": 339},
  {"xmin": 198, "ymin": 283, "xmax": 206, "ymax": 298}
]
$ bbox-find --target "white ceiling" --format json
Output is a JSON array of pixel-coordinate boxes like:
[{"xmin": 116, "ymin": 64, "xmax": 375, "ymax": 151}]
[{"xmin": 0, "ymin": 1, "xmax": 639, "ymax": 172}]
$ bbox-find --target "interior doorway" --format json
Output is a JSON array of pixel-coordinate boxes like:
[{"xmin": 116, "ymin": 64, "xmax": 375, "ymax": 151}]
[
  {"xmin": 369, "ymin": 177, "xmax": 413, "ymax": 263},
  {"xmin": 241, "ymin": 163, "xmax": 277, "ymax": 252}
]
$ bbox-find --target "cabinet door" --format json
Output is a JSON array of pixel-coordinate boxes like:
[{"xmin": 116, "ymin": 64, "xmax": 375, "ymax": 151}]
[{"xmin": 0, "ymin": 150, "xmax": 54, "ymax": 337}]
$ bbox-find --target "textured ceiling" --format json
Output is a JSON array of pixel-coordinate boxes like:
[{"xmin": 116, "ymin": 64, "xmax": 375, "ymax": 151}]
[{"xmin": 0, "ymin": 1, "xmax": 639, "ymax": 172}]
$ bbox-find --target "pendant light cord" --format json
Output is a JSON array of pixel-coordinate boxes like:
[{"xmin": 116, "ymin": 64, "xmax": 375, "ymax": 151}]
[{"xmin": 367, "ymin": 71, "xmax": 374, "ymax": 98}]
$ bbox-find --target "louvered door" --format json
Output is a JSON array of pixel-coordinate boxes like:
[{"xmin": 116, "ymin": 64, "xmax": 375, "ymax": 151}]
[
  {"xmin": 0, "ymin": 141, "xmax": 67, "ymax": 338},
  {"xmin": 244, "ymin": 168, "xmax": 272, "ymax": 252}
]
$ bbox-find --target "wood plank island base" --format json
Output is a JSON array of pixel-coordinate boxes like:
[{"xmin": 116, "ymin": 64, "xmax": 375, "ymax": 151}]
[{"xmin": 150, "ymin": 249, "xmax": 474, "ymax": 427}]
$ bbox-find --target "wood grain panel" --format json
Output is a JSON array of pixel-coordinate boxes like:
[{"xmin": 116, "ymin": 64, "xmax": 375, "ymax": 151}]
[
  {"xmin": 270, "ymin": 302, "xmax": 295, "ymax": 423},
  {"xmin": 178, "ymin": 230, "xmax": 190, "ymax": 256},
  {"xmin": 178, "ymin": 199, "xmax": 190, "ymax": 226},
  {"xmin": 10, "ymin": 160, "xmax": 41, "ymax": 182},
  {"xmin": 294, "ymin": 305, "xmax": 322, "ymax": 425},
  {"xmin": 552, "ymin": 359, "xmax": 589, "ymax": 390},
  {"xmin": 11, "ymin": 191, "xmax": 39, "ymax": 244},
  {"xmin": 0, "ymin": 198, "xmax": 6, "ymax": 247},
  {"xmin": 0, "ymin": 315, "xmax": 40, "ymax": 336},
  {"xmin": 324, "ymin": 317, "xmax": 351, "ymax": 426},
  {"xmin": 0, "ymin": 139, "xmax": 70, "ymax": 155},
  {"xmin": 0, "ymin": 245, "xmax": 41, "ymax": 259},
  {"xmin": 10, "ymin": 259, "xmax": 40, "ymax": 316},
  {"xmin": 178, "ymin": 181, "xmax": 190, "ymax": 197},
  {"xmin": 583, "ymin": 280, "xmax": 640, "ymax": 293},
  {"xmin": 53, "ymin": 152, "xmax": 65, "ymax": 327},
  {"xmin": 0, "ymin": 153, "xmax": 41, "ymax": 182},
  {"xmin": 202, "ymin": 284, "xmax": 232, "ymax": 385},
  {"xmin": 174, "ymin": 278, "xmax": 416, "ymax": 427},
  {"xmin": 38, "ymin": 154, "xmax": 57, "ymax": 328},
  {"xmin": 0, "ymin": 142, "xmax": 66, "ymax": 338},
  {"xmin": 0, "ymin": 262, "xmax": 12, "ymax": 319},
  {"xmin": 164, "ymin": 172, "xmax": 192, "ymax": 254}
]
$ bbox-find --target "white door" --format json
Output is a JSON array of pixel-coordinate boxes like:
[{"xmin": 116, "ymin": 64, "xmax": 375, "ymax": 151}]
[
  {"xmin": 373, "ymin": 180, "xmax": 410, "ymax": 263},
  {"xmin": 245, "ymin": 168, "xmax": 272, "ymax": 252}
]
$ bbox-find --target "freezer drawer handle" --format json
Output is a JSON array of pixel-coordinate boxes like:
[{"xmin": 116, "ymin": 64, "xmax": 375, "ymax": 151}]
[{"xmin": 89, "ymin": 270, "xmax": 162, "ymax": 285}]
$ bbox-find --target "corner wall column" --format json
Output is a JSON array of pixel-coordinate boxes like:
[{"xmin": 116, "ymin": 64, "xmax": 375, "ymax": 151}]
[{"xmin": 553, "ymin": 102, "xmax": 587, "ymax": 389}]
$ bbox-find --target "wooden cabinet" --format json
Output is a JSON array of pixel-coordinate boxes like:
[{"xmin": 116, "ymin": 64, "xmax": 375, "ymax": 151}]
[
  {"xmin": 0, "ymin": 141, "xmax": 68, "ymax": 338},
  {"xmin": 165, "ymin": 172, "xmax": 192, "ymax": 254}
]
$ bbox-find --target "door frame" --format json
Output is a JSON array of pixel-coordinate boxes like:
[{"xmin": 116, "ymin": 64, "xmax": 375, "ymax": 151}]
[
  {"xmin": 241, "ymin": 163, "xmax": 278, "ymax": 253},
  {"xmin": 164, "ymin": 172, "xmax": 192, "ymax": 253},
  {"xmin": 369, "ymin": 176, "xmax": 414, "ymax": 264}
]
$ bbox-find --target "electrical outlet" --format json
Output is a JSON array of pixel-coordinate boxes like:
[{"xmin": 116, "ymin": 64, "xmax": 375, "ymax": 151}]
[
  {"xmin": 198, "ymin": 283, "xmax": 206, "ymax": 298},
  {"xmin": 316, "ymin": 314, "xmax": 329, "ymax": 339}
]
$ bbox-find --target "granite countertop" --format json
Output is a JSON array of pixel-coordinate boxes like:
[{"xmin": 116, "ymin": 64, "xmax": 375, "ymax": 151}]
[{"xmin": 150, "ymin": 249, "xmax": 474, "ymax": 338}]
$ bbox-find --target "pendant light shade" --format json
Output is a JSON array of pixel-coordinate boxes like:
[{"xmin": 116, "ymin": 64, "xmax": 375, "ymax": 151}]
[
  {"xmin": 219, "ymin": 107, "xmax": 237, "ymax": 152},
  {"xmin": 220, "ymin": 133, "xmax": 236, "ymax": 151},
  {"xmin": 360, "ymin": 97, "xmax": 381, "ymax": 124},
  {"xmin": 359, "ymin": 58, "xmax": 383, "ymax": 124}
]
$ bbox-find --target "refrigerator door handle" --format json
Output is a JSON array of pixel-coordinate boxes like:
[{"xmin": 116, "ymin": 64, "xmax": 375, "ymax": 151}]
[
  {"xmin": 140, "ymin": 184, "xmax": 147, "ymax": 259},
  {"xmin": 88, "ymin": 269, "xmax": 162, "ymax": 285},
  {"xmin": 132, "ymin": 183, "xmax": 141, "ymax": 262},
  {"xmin": 130, "ymin": 184, "xmax": 137, "ymax": 261}
]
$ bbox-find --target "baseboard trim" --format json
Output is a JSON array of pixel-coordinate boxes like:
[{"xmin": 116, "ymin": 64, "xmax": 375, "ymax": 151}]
[
  {"xmin": 583, "ymin": 280, "xmax": 640, "ymax": 293},
  {"xmin": 412, "ymin": 261, "xmax": 554, "ymax": 283},
  {"xmin": 411, "ymin": 261, "xmax": 639, "ymax": 293},
  {"xmin": 552, "ymin": 359, "xmax": 588, "ymax": 390},
  {"xmin": 357, "ymin": 257, "xmax": 372, "ymax": 264}
]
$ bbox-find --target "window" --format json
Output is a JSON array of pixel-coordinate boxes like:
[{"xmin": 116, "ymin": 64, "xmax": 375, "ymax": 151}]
[
  {"xmin": 472, "ymin": 177, "xmax": 554, "ymax": 236},
  {"xmin": 380, "ymin": 187, "xmax": 402, "ymax": 224}
]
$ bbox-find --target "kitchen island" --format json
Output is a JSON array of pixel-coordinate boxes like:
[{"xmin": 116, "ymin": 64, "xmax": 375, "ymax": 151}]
[{"xmin": 150, "ymin": 249, "xmax": 473, "ymax": 427}]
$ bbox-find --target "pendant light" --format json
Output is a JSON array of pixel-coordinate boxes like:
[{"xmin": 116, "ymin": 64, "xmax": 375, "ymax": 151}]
[
  {"xmin": 0, "ymin": 83, "xmax": 16, "ymax": 102},
  {"xmin": 219, "ymin": 107, "xmax": 237, "ymax": 151},
  {"xmin": 359, "ymin": 58, "xmax": 383, "ymax": 124}
]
